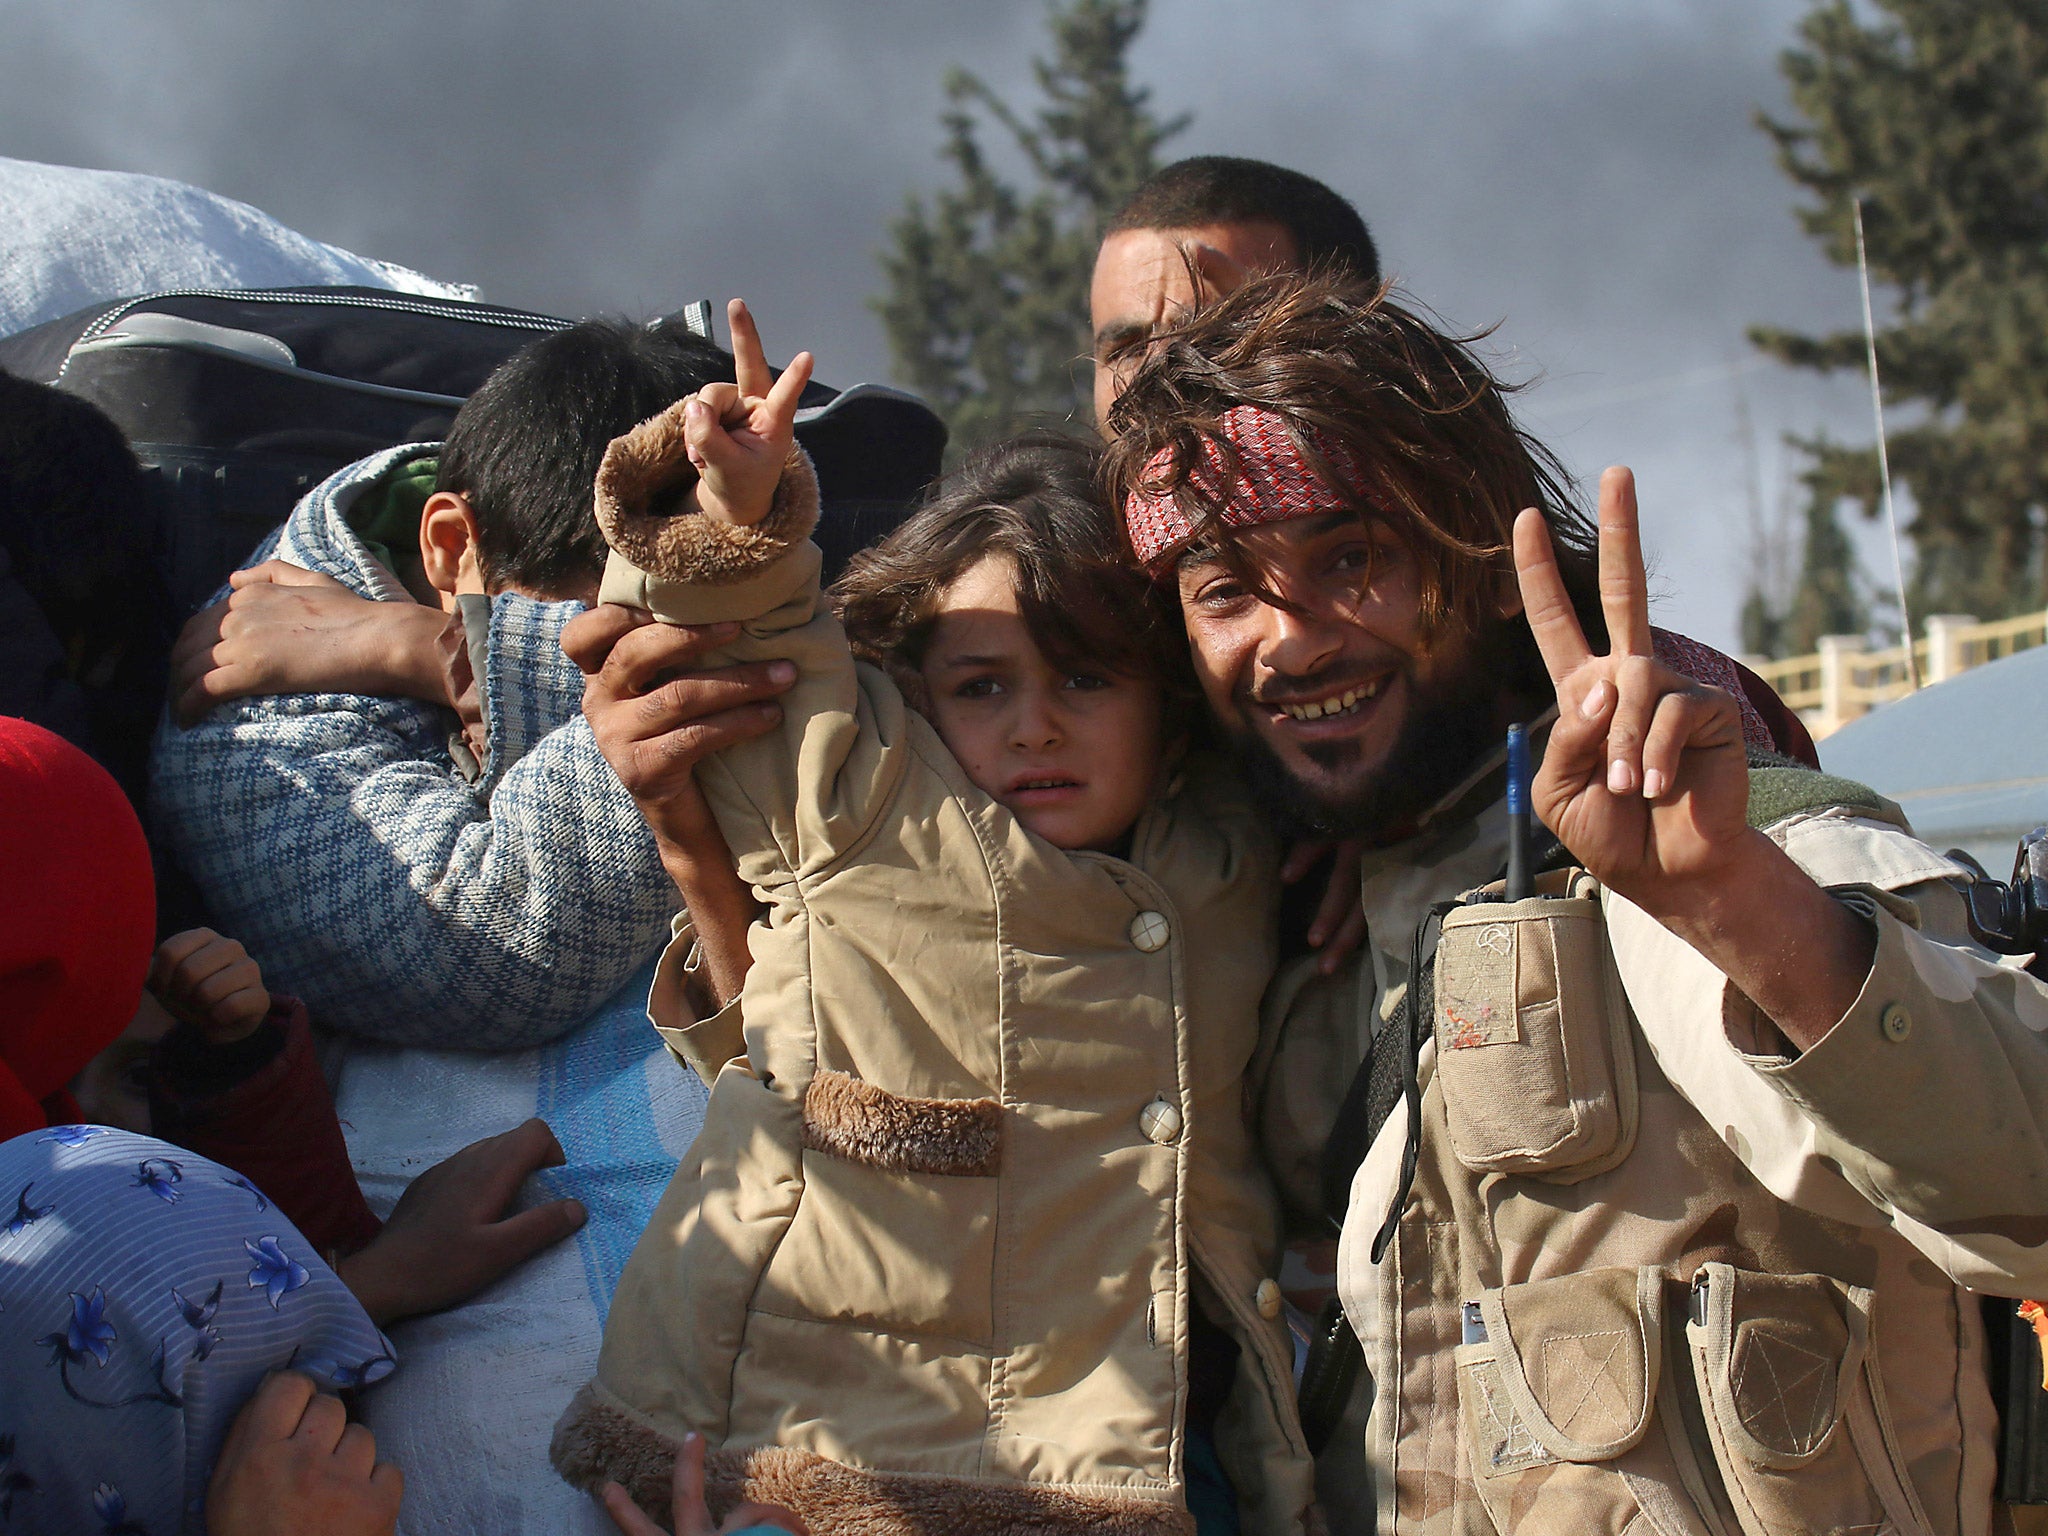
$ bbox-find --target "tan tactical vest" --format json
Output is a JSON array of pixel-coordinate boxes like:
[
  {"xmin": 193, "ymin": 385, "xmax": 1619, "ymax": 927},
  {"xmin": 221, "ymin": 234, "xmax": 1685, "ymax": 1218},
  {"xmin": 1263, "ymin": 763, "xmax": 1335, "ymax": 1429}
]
[{"xmin": 1350, "ymin": 770, "xmax": 1998, "ymax": 1536}]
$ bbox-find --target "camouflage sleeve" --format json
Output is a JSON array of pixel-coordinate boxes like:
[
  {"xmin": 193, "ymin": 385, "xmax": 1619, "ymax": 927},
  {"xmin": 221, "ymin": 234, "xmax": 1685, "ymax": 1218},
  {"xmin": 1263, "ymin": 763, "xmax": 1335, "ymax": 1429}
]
[
  {"xmin": 1610, "ymin": 812, "xmax": 2048, "ymax": 1295},
  {"xmin": 1738, "ymin": 882, "xmax": 2048, "ymax": 1293}
]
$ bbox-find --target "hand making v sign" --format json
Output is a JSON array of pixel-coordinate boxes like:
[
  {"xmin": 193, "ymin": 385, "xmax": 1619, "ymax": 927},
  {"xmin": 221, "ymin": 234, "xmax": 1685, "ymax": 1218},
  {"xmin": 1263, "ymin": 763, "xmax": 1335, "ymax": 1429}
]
[
  {"xmin": 1514, "ymin": 467, "xmax": 1875, "ymax": 1051},
  {"xmin": 1512, "ymin": 466, "xmax": 1751, "ymax": 901},
  {"xmin": 682, "ymin": 299, "xmax": 814, "ymax": 527}
]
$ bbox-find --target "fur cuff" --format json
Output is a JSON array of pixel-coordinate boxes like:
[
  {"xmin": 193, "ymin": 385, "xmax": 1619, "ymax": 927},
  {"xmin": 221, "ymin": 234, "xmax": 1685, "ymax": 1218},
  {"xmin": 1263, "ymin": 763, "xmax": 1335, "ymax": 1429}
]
[
  {"xmin": 552, "ymin": 1382, "xmax": 678, "ymax": 1507},
  {"xmin": 551, "ymin": 1387, "xmax": 1192, "ymax": 1535},
  {"xmin": 594, "ymin": 400, "xmax": 820, "ymax": 586},
  {"xmin": 802, "ymin": 1068, "xmax": 1001, "ymax": 1178},
  {"xmin": 712, "ymin": 1444, "xmax": 1193, "ymax": 1536}
]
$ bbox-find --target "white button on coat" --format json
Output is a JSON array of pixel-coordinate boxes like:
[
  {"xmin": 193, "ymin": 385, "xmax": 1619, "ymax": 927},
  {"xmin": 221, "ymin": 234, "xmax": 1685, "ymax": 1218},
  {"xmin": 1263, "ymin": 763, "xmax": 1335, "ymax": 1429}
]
[
  {"xmin": 1255, "ymin": 1278, "xmax": 1284, "ymax": 1320},
  {"xmin": 1139, "ymin": 1097, "xmax": 1183, "ymax": 1145},
  {"xmin": 1129, "ymin": 910, "xmax": 1170, "ymax": 952}
]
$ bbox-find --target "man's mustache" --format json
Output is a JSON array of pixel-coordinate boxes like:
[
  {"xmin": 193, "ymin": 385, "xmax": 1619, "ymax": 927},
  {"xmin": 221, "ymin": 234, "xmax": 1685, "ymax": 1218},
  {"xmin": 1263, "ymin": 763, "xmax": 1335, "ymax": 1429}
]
[{"xmin": 1242, "ymin": 661, "xmax": 1397, "ymax": 709}]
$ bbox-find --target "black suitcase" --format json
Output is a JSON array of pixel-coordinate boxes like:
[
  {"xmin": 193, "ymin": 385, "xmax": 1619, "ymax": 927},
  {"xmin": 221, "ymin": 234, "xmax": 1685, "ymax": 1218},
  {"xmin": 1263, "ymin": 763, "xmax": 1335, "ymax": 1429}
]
[{"xmin": 0, "ymin": 285, "xmax": 945, "ymax": 617}]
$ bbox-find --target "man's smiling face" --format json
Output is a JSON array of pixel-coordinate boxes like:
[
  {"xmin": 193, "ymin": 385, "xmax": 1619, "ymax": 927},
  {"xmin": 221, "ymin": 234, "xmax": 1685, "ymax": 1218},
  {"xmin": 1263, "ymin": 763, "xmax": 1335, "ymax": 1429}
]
[{"xmin": 1176, "ymin": 512, "xmax": 1517, "ymax": 841}]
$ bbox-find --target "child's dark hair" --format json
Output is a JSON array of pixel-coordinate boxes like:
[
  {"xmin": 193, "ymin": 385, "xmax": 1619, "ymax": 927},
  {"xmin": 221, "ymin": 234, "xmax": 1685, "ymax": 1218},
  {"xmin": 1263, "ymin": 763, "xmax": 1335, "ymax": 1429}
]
[
  {"xmin": 0, "ymin": 369, "xmax": 167, "ymax": 804},
  {"xmin": 834, "ymin": 431, "xmax": 1189, "ymax": 703},
  {"xmin": 438, "ymin": 317, "xmax": 734, "ymax": 596},
  {"xmin": 0, "ymin": 369, "xmax": 157, "ymax": 655}
]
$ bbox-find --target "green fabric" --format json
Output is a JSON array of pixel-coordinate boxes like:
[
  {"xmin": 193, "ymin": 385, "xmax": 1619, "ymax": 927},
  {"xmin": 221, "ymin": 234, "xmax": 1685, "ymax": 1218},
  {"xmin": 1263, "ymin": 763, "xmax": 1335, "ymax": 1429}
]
[
  {"xmin": 345, "ymin": 451, "xmax": 439, "ymax": 574},
  {"xmin": 1745, "ymin": 761, "xmax": 1908, "ymax": 834},
  {"xmin": 1184, "ymin": 1423, "xmax": 1242, "ymax": 1536}
]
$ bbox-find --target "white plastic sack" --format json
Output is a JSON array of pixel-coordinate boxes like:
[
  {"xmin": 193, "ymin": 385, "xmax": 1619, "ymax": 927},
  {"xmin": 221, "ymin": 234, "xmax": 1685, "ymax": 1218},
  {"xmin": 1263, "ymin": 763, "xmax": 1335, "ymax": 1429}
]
[
  {"xmin": 332, "ymin": 958, "xmax": 705, "ymax": 1535},
  {"xmin": 0, "ymin": 156, "xmax": 479, "ymax": 338}
]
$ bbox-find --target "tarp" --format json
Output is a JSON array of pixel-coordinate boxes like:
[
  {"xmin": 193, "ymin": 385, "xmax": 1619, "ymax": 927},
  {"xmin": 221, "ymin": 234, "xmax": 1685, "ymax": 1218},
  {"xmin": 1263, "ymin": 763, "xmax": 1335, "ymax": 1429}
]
[
  {"xmin": 1820, "ymin": 642, "xmax": 2048, "ymax": 873},
  {"xmin": 0, "ymin": 156, "xmax": 477, "ymax": 339},
  {"xmin": 333, "ymin": 958, "xmax": 706, "ymax": 1535}
]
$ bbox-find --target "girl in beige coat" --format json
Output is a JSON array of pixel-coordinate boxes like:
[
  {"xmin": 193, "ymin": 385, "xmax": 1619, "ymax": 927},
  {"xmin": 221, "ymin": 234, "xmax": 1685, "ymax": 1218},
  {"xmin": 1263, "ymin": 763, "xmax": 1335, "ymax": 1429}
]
[{"xmin": 552, "ymin": 306, "xmax": 1314, "ymax": 1536}]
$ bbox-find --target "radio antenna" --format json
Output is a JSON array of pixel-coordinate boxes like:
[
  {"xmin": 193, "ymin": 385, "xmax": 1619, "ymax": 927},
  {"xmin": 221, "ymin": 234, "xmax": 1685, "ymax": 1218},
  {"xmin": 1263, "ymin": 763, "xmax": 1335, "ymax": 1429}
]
[{"xmin": 1854, "ymin": 196, "xmax": 1919, "ymax": 690}]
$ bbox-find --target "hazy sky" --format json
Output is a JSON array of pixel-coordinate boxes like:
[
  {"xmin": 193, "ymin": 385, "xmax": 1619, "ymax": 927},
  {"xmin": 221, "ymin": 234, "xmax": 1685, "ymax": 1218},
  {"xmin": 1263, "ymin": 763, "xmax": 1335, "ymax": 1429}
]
[{"xmin": 0, "ymin": 0, "xmax": 1891, "ymax": 651}]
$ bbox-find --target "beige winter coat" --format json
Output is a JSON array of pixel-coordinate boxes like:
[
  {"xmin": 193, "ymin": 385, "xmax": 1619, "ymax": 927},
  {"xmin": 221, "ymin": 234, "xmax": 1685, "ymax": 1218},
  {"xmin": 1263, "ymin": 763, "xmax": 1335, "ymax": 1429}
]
[
  {"xmin": 551, "ymin": 441, "xmax": 1317, "ymax": 1535},
  {"xmin": 1255, "ymin": 748, "xmax": 2048, "ymax": 1536}
]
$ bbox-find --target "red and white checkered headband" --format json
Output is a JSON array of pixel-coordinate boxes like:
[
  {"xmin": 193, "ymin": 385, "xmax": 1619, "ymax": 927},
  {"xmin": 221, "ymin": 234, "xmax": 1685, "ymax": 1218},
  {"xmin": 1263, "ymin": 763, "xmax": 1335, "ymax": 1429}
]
[{"xmin": 1122, "ymin": 403, "xmax": 1372, "ymax": 571}]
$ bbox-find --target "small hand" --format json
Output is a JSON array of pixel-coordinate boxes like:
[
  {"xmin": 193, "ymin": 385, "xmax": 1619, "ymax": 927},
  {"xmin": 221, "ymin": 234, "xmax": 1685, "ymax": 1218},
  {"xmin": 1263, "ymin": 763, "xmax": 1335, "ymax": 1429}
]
[
  {"xmin": 1512, "ymin": 467, "xmax": 1751, "ymax": 904},
  {"xmin": 1280, "ymin": 839, "xmax": 1367, "ymax": 974},
  {"xmin": 683, "ymin": 300, "xmax": 814, "ymax": 527},
  {"xmin": 171, "ymin": 561, "xmax": 452, "ymax": 725},
  {"xmin": 205, "ymin": 1371, "xmax": 402, "ymax": 1536},
  {"xmin": 336, "ymin": 1119, "xmax": 586, "ymax": 1327},
  {"xmin": 148, "ymin": 928, "xmax": 271, "ymax": 1043},
  {"xmin": 600, "ymin": 1430, "xmax": 809, "ymax": 1536}
]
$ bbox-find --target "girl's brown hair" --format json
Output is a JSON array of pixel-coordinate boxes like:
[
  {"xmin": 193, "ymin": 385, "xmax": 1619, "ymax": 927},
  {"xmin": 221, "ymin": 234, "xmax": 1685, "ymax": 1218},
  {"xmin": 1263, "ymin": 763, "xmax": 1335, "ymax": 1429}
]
[
  {"xmin": 833, "ymin": 431, "xmax": 1191, "ymax": 701},
  {"xmin": 1101, "ymin": 268, "xmax": 1603, "ymax": 642}
]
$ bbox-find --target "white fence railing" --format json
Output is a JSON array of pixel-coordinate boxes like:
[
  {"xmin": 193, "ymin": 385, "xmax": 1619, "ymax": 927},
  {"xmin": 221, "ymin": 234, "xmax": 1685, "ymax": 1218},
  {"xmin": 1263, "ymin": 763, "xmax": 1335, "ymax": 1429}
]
[{"xmin": 1744, "ymin": 610, "xmax": 2048, "ymax": 739}]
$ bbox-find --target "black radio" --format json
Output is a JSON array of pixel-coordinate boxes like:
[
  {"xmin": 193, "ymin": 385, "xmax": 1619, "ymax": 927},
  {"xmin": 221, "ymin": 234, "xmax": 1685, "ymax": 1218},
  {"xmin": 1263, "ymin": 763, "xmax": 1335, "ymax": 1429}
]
[{"xmin": 1955, "ymin": 827, "xmax": 2048, "ymax": 1503}]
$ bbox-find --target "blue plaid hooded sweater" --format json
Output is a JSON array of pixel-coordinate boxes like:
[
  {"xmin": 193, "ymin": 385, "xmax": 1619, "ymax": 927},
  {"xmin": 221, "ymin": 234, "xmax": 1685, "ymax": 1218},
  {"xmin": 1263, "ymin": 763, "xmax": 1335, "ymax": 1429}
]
[{"xmin": 149, "ymin": 445, "xmax": 676, "ymax": 1048}]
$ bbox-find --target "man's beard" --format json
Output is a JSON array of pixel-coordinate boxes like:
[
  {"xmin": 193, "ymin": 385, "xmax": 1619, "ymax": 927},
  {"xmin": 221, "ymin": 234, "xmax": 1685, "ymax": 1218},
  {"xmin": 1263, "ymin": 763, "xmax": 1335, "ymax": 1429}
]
[{"xmin": 1225, "ymin": 625, "xmax": 1521, "ymax": 846}]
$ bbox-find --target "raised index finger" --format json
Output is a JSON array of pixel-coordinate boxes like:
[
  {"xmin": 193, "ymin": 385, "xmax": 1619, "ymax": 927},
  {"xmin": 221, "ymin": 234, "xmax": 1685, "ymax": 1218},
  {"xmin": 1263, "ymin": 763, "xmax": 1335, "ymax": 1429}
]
[
  {"xmin": 1512, "ymin": 508, "xmax": 1593, "ymax": 684},
  {"xmin": 1596, "ymin": 466, "xmax": 1653, "ymax": 658},
  {"xmin": 727, "ymin": 299, "xmax": 772, "ymax": 401}
]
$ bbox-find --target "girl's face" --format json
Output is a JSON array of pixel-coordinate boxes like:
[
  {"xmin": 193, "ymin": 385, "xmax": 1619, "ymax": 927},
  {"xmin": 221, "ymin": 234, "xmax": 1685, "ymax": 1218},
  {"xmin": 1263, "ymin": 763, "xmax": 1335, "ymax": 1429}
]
[{"xmin": 919, "ymin": 554, "xmax": 1165, "ymax": 852}]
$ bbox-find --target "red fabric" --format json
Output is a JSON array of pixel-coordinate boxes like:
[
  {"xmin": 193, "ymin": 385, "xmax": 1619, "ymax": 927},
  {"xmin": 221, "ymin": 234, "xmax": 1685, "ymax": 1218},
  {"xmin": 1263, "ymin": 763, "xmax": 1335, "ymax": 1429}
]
[
  {"xmin": 149, "ymin": 996, "xmax": 382, "ymax": 1256},
  {"xmin": 1122, "ymin": 404, "xmax": 1371, "ymax": 569},
  {"xmin": 1119, "ymin": 410, "xmax": 1826, "ymax": 772},
  {"xmin": 0, "ymin": 717, "xmax": 156, "ymax": 1140},
  {"xmin": 1649, "ymin": 629, "xmax": 1820, "ymax": 768},
  {"xmin": 1649, "ymin": 629, "xmax": 1774, "ymax": 756},
  {"xmin": 1733, "ymin": 659, "xmax": 1820, "ymax": 769}
]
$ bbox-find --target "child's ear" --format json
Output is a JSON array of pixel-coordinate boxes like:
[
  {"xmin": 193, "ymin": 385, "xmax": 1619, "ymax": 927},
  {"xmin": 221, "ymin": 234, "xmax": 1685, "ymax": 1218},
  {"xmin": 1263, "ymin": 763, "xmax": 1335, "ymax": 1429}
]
[{"xmin": 420, "ymin": 491, "xmax": 487, "ymax": 603}]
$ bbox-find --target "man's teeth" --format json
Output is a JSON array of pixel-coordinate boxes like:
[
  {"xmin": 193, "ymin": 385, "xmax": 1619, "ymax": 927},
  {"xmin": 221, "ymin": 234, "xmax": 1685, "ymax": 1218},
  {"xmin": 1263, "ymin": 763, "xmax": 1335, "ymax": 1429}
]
[
  {"xmin": 1017, "ymin": 778, "xmax": 1074, "ymax": 790},
  {"xmin": 1280, "ymin": 679, "xmax": 1383, "ymax": 721}
]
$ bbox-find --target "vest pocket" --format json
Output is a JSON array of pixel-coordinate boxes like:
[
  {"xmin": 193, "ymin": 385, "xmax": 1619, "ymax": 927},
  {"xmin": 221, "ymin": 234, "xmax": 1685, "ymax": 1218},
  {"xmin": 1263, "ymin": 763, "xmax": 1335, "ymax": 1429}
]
[
  {"xmin": 1684, "ymin": 1262, "xmax": 1934, "ymax": 1536},
  {"xmin": 1454, "ymin": 1266, "xmax": 1698, "ymax": 1535},
  {"xmin": 1432, "ymin": 889, "xmax": 1637, "ymax": 1181}
]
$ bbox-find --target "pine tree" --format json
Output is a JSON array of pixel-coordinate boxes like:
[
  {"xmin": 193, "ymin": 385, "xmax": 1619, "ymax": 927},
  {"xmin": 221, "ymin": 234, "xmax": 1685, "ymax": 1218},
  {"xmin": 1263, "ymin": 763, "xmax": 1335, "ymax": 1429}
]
[
  {"xmin": 873, "ymin": 0, "xmax": 1187, "ymax": 457},
  {"xmin": 1744, "ymin": 0, "xmax": 2048, "ymax": 650},
  {"xmin": 1786, "ymin": 462, "xmax": 1872, "ymax": 651},
  {"xmin": 1739, "ymin": 479, "xmax": 1870, "ymax": 657}
]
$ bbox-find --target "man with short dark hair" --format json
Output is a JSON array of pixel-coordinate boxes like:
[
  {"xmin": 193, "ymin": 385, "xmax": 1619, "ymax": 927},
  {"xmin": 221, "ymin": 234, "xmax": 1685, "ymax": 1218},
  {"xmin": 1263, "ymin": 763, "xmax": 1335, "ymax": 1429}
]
[
  {"xmin": 434, "ymin": 321, "xmax": 734, "ymax": 602},
  {"xmin": 1091, "ymin": 155, "xmax": 1378, "ymax": 423}
]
